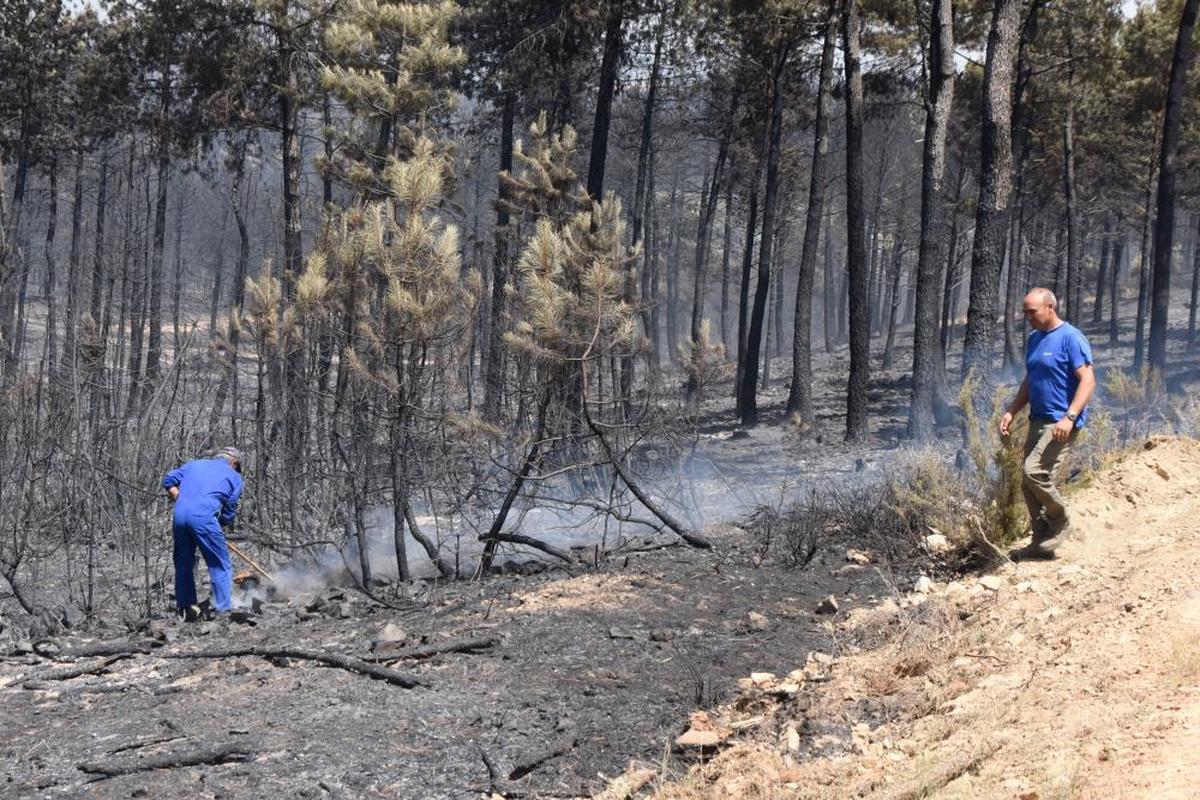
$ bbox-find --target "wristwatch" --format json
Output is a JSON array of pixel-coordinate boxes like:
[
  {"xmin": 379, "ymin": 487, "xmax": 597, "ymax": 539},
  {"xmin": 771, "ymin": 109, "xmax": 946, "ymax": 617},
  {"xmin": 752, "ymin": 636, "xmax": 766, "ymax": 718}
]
[{"xmin": 1066, "ymin": 411, "xmax": 1078, "ymax": 422}]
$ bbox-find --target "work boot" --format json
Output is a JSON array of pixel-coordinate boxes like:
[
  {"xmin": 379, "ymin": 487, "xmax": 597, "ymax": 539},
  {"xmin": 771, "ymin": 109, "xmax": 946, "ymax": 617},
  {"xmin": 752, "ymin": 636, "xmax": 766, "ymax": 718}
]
[
  {"xmin": 180, "ymin": 604, "xmax": 203, "ymax": 622},
  {"xmin": 1036, "ymin": 515, "xmax": 1072, "ymax": 552},
  {"xmin": 1011, "ymin": 515, "xmax": 1058, "ymax": 561}
]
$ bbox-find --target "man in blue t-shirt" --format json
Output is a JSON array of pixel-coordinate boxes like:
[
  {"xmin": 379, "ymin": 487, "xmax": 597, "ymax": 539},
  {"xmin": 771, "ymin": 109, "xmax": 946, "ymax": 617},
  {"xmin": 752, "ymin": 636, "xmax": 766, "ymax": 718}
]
[
  {"xmin": 162, "ymin": 447, "xmax": 244, "ymax": 618},
  {"xmin": 999, "ymin": 288, "xmax": 1095, "ymax": 558}
]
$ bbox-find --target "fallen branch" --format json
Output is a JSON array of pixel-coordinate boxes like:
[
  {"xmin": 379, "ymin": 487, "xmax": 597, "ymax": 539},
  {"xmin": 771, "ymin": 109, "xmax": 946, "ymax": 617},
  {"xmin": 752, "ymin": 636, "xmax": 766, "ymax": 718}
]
[
  {"xmin": 78, "ymin": 741, "xmax": 254, "ymax": 779},
  {"xmin": 578, "ymin": 330, "xmax": 710, "ymax": 551},
  {"xmin": 509, "ymin": 731, "xmax": 577, "ymax": 780},
  {"xmin": 162, "ymin": 646, "xmax": 425, "ymax": 688},
  {"xmin": 15, "ymin": 655, "xmax": 131, "ymax": 689},
  {"xmin": 970, "ymin": 517, "xmax": 1013, "ymax": 565},
  {"xmin": 478, "ymin": 532, "xmax": 576, "ymax": 565},
  {"xmin": 47, "ymin": 640, "xmax": 158, "ymax": 659},
  {"xmin": 363, "ymin": 635, "xmax": 499, "ymax": 663}
]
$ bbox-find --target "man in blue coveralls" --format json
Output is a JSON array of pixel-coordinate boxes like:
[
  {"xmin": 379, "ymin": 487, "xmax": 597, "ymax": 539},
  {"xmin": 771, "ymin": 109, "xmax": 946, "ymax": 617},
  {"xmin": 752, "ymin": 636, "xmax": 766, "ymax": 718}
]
[
  {"xmin": 162, "ymin": 447, "xmax": 244, "ymax": 618},
  {"xmin": 999, "ymin": 289, "xmax": 1096, "ymax": 559}
]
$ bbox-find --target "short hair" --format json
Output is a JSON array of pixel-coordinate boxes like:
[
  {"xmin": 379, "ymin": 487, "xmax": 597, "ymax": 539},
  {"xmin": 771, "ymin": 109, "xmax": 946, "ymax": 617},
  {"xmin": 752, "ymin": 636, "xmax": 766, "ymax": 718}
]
[{"xmin": 1028, "ymin": 287, "xmax": 1057, "ymax": 309}]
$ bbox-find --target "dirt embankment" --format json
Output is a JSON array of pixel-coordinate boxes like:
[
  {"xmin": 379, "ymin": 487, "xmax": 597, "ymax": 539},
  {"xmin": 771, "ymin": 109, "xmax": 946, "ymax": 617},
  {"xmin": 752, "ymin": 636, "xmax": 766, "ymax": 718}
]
[{"xmin": 651, "ymin": 435, "xmax": 1200, "ymax": 799}]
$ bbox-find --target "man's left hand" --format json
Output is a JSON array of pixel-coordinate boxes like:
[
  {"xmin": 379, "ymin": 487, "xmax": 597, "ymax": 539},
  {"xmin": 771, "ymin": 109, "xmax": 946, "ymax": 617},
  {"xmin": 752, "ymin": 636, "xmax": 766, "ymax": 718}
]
[{"xmin": 1052, "ymin": 416, "xmax": 1074, "ymax": 443}]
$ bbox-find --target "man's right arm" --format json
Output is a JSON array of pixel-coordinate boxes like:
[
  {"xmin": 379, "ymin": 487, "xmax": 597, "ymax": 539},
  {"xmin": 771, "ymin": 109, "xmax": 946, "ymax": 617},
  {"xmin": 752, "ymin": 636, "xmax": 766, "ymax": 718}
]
[
  {"xmin": 162, "ymin": 466, "xmax": 184, "ymax": 502},
  {"xmin": 999, "ymin": 376, "xmax": 1030, "ymax": 438}
]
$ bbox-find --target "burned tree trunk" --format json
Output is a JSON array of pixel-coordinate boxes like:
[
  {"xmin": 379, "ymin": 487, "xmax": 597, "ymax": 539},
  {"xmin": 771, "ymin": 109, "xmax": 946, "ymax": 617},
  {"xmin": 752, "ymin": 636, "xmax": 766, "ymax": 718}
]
[
  {"xmin": 784, "ymin": 1, "xmax": 837, "ymax": 427},
  {"xmin": 842, "ymin": 0, "xmax": 870, "ymax": 442},
  {"xmin": 909, "ymin": 0, "xmax": 956, "ymax": 441},
  {"xmin": 1148, "ymin": 0, "xmax": 1199, "ymax": 371},
  {"xmin": 961, "ymin": 0, "xmax": 1027, "ymax": 386},
  {"xmin": 483, "ymin": 92, "xmax": 515, "ymax": 423},
  {"xmin": 739, "ymin": 38, "xmax": 791, "ymax": 427}
]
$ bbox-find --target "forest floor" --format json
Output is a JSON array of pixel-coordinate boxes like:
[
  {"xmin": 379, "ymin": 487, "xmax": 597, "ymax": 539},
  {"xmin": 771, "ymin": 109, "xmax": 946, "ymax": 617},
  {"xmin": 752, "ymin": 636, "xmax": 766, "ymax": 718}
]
[
  {"xmin": 3, "ymin": 307, "xmax": 1200, "ymax": 798},
  {"xmin": 4, "ymin": 434, "xmax": 1200, "ymax": 799}
]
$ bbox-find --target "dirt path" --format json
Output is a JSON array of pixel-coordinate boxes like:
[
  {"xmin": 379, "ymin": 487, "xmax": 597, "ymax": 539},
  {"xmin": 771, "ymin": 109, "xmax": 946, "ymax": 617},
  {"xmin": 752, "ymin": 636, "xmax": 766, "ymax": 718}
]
[{"xmin": 651, "ymin": 436, "xmax": 1200, "ymax": 799}]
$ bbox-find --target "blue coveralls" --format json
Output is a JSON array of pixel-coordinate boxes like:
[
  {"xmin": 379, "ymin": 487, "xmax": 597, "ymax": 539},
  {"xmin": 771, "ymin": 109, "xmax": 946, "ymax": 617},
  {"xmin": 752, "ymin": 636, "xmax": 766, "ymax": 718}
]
[{"xmin": 162, "ymin": 458, "xmax": 243, "ymax": 612}]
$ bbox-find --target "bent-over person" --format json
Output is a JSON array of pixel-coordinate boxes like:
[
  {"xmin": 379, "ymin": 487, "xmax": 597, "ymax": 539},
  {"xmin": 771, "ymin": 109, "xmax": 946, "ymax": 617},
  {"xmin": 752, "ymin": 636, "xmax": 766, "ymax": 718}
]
[{"xmin": 162, "ymin": 447, "xmax": 244, "ymax": 618}]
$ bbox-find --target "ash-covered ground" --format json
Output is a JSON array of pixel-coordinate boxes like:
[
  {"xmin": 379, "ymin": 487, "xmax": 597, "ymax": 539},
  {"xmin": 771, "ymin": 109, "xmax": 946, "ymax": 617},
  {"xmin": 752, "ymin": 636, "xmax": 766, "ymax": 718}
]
[{"xmin": 1, "ymin": 521, "xmax": 903, "ymax": 799}]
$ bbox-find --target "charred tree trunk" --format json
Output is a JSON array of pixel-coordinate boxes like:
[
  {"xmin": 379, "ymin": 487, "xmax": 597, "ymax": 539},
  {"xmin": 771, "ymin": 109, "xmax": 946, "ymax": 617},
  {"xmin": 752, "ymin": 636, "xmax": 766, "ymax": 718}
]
[
  {"xmin": 1134, "ymin": 157, "xmax": 1156, "ymax": 373},
  {"xmin": 1148, "ymin": 0, "xmax": 1199, "ymax": 371},
  {"xmin": 1062, "ymin": 31, "xmax": 1080, "ymax": 322},
  {"xmin": 1190, "ymin": 216, "xmax": 1200, "ymax": 349},
  {"xmin": 785, "ymin": 0, "xmax": 838, "ymax": 426},
  {"xmin": 43, "ymin": 159, "xmax": 59, "ymax": 378},
  {"xmin": 882, "ymin": 237, "xmax": 905, "ymax": 370},
  {"xmin": 61, "ymin": 151, "xmax": 84, "ymax": 382},
  {"xmin": 144, "ymin": 56, "xmax": 172, "ymax": 400},
  {"xmin": 719, "ymin": 182, "xmax": 733, "ymax": 357},
  {"xmin": 735, "ymin": 176, "xmax": 760, "ymax": 414},
  {"xmin": 909, "ymin": 0, "xmax": 956, "ymax": 440},
  {"xmin": 824, "ymin": 216, "xmax": 836, "ymax": 355},
  {"xmin": 961, "ymin": 0, "xmax": 1027, "ymax": 387},
  {"xmin": 586, "ymin": 1, "xmax": 625, "ymax": 203},
  {"xmin": 627, "ymin": 6, "xmax": 666, "ymax": 396},
  {"xmin": 1111, "ymin": 233, "xmax": 1125, "ymax": 346},
  {"xmin": 1094, "ymin": 216, "xmax": 1112, "ymax": 327},
  {"xmin": 686, "ymin": 102, "xmax": 733, "ymax": 402},
  {"xmin": 842, "ymin": 0, "xmax": 870, "ymax": 442},
  {"xmin": 483, "ymin": 92, "xmax": 515, "ymax": 423},
  {"xmin": 739, "ymin": 39, "xmax": 790, "ymax": 427}
]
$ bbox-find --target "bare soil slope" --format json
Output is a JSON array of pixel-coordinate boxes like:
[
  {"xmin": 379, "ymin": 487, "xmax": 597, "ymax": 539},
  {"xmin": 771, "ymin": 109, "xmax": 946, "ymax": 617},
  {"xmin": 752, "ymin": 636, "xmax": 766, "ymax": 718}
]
[{"xmin": 652, "ymin": 435, "xmax": 1200, "ymax": 799}]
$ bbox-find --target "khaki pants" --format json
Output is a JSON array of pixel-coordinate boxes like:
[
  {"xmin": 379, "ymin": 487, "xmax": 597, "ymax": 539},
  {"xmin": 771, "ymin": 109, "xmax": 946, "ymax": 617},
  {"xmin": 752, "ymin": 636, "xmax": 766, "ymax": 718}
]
[{"xmin": 1022, "ymin": 418, "xmax": 1078, "ymax": 525}]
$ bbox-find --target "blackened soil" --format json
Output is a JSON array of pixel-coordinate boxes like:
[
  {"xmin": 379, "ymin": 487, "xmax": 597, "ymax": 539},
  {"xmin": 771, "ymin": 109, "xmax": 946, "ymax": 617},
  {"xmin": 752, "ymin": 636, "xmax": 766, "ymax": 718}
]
[{"xmin": 0, "ymin": 526, "xmax": 898, "ymax": 799}]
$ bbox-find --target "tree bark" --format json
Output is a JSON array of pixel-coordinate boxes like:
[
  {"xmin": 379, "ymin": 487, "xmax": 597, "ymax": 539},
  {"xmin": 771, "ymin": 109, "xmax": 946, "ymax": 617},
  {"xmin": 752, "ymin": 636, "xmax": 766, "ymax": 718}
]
[
  {"xmin": 882, "ymin": 236, "xmax": 905, "ymax": 370},
  {"xmin": 43, "ymin": 159, "xmax": 59, "ymax": 378},
  {"xmin": 483, "ymin": 92, "xmax": 515, "ymax": 423},
  {"xmin": 1111, "ymin": 233, "xmax": 1124, "ymax": 346},
  {"xmin": 1094, "ymin": 216, "xmax": 1112, "ymax": 327},
  {"xmin": 625, "ymin": 5, "xmax": 666, "ymax": 398},
  {"xmin": 908, "ymin": 0, "xmax": 955, "ymax": 440},
  {"xmin": 686, "ymin": 101, "xmax": 734, "ymax": 402},
  {"xmin": 961, "ymin": 0, "xmax": 1028, "ymax": 386},
  {"xmin": 1134, "ymin": 154, "xmax": 1157, "ymax": 373},
  {"xmin": 842, "ymin": 0, "xmax": 870, "ymax": 442},
  {"xmin": 735, "ymin": 172, "xmax": 761, "ymax": 415},
  {"xmin": 585, "ymin": 0, "xmax": 625, "ymax": 202},
  {"xmin": 1062, "ymin": 31, "xmax": 1080, "ymax": 322},
  {"xmin": 719, "ymin": 182, "xmax": 734, "ymax": 357},
  {"xmin": 824, "ymin": 215, "xmax": 835, "ymax": 354},
  {"xmin": 1148, "ymin": 0, "xmax": 1199, "ymax": 371},
  {"xmin": 786, "ymin": 27, "xmax": 836, "ymax": 416},
  {"xmin": 1185, "ymin": 215, "xmax": 1195, "ymax": 350},
  {"xmin": 739, "ymin": 38, "xmax": 791, "ymax": 427}
]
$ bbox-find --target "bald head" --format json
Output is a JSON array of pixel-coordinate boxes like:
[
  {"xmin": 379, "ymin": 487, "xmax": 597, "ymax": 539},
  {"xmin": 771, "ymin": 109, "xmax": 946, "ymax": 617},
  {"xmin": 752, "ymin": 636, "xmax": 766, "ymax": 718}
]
[{"xmin": 1023, "ymin": 287, "xmax": 1062, "ymax": 332}]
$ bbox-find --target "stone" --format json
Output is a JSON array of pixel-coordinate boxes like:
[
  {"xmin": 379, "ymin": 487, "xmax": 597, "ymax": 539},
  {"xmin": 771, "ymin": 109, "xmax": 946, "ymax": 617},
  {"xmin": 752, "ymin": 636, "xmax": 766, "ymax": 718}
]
[
  {"xmin": 675, "ymin": 728, "xmax": 721, "ymax": 748},
  {"xmin": 750, "ymin": 672, "xmax": 777, "ymax": 686},
  {"xmin": 376, "ymin": 623, "xmax": 408, "ymax": 644},
  {"xmin": 13, "ymin": 640, "xmax": 34, "ymax": 655},
  {"xmin": 808, "ymin": 652, "xmax": 835, "ymax": 665},
  {"xmin": 649, "ymin": 628, "xmax": 675, "ymax": 642},
  {"xmin": 979, "ymin": 575, "xmax": 1003, "ymax": 591},
  {"xmin": 913, "ymin": 576, "xmax": 933, "ymax": 594},
  {"xmin": 608, "ymin": 626, "xmax": 637, "ymax": 640},
  {"xmin": 924, "ymin": 532, "xmax": 951, "ymax": 554},
  {"xmin": 846, "ymin": 549, "xmax": 871, "ymax": 565},
  {"xmin": 747, "ymin": 611, "xmax": 770, "ymax": 631},
  {"xmin": 783, "ymin": 726, "xmax": 801, "ymax": 751},
  {"xmin": 815, "ymin": 595, "xmax": 839, "ymax": 615}
]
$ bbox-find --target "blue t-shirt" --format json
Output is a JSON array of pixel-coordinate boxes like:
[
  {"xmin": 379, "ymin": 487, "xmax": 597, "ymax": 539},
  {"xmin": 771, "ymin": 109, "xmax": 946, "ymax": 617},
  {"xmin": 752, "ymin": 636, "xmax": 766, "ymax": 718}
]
[
  {"xmin": 1026, "ymin": 322, "xmax": 1093, "ymax": 427},
  {"xmin": 162, "ymin": 458, "xmax": 244, "ymax": 527}
]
